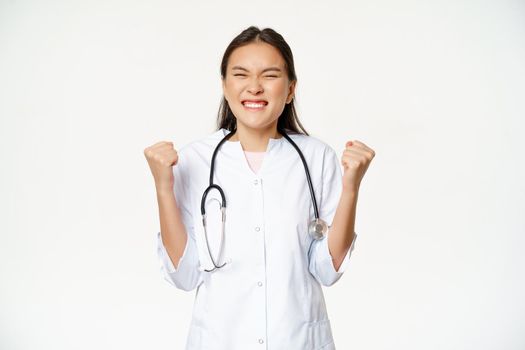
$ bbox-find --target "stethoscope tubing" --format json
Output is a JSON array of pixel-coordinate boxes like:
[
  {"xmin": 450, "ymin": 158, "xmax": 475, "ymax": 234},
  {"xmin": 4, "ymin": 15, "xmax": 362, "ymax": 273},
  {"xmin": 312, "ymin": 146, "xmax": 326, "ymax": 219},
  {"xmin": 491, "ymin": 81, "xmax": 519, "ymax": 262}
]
[{"xmin": 201, "ymin": 128, "xmax": 325, "ymax": 272}]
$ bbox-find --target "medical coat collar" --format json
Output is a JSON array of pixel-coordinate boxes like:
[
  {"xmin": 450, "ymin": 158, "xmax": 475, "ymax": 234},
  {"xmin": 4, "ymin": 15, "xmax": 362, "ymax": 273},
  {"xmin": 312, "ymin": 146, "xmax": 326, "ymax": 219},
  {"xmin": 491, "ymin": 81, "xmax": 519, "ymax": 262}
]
[{"xmin": 216, "ymin": 128, "xmax": 286, "ymax": 153}]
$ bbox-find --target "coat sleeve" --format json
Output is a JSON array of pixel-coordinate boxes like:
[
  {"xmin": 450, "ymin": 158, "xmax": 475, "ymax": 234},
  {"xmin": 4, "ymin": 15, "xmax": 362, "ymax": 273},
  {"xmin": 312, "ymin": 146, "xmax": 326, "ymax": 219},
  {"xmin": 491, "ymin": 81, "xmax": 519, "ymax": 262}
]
[
  {"xmin": 156, "ymin": 148, "xmax": 204, "ymax": 291},
  {"xmin": 308, "ymin": 146, "xmax": 358, "ymax": 287}
]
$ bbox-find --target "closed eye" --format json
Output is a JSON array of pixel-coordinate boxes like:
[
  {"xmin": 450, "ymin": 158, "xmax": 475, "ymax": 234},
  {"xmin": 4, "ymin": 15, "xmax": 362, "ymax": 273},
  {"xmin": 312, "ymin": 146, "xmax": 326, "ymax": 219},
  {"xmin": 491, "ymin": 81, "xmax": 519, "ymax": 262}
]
[{"xmin": 233, "ymin": 74, "xmax": 279, "ymax": 78}]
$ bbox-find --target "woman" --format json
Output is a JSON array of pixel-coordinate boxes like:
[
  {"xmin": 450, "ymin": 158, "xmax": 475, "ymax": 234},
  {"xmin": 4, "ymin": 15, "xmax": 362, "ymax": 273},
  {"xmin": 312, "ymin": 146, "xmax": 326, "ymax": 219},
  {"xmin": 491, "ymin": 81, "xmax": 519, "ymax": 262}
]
[{"xmin": 144, "ymin": 26, "xmax": 375, "ymax": 350}]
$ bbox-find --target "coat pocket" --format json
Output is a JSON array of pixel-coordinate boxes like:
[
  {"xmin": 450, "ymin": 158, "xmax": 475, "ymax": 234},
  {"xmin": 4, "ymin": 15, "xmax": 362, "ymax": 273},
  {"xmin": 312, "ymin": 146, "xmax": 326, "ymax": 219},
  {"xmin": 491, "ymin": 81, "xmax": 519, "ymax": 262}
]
[{"xmin": 306, "ymin": 318, "xmax": 335, "ymax": 350}]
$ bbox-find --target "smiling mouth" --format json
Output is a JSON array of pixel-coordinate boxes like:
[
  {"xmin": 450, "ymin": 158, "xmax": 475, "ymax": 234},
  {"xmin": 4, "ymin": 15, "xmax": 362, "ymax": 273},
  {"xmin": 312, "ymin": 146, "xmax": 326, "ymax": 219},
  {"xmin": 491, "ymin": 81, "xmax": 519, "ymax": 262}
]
[{"xmin": 242, "ymin": 101, "xmax": 268, "ymax": 110}]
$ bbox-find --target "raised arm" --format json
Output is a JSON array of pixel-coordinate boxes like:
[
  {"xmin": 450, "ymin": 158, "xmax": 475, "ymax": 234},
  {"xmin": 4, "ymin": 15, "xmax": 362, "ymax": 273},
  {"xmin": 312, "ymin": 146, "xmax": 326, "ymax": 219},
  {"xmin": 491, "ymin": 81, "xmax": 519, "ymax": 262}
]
[
  {"xmin": 145, "ymin": 141, "xmax": 187, "ymax": 268},
  {"xmin": 144, "ymin": 142, "xmax": 203, "ymax": 291},
  {"xmin": 329, "ymin": 140, "xmax": 375, "ymax": 270}
]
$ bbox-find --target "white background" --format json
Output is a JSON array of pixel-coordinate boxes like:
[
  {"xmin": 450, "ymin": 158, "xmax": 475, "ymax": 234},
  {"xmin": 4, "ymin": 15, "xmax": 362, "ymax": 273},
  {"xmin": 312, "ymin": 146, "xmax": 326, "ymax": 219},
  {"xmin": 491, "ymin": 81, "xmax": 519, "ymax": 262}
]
[{"xmin": 1, "ymin": 0, "xmax": 524, "ymax": 349}]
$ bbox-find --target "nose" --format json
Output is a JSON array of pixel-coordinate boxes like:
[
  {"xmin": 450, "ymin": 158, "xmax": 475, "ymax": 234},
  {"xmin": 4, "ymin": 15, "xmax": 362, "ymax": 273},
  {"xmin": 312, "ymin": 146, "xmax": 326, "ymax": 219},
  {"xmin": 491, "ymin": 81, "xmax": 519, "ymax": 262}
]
[{"xmin": 247, "ymin": 77, "xmax": 263, "ymax": 95}]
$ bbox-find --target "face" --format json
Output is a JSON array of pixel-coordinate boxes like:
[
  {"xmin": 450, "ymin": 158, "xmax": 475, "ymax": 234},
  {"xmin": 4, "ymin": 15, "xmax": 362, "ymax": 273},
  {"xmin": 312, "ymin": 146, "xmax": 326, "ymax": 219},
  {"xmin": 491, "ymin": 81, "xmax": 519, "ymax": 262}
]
[{"xmin": 222, "ymin": 41, "xmax": 296, "ymax": 134}]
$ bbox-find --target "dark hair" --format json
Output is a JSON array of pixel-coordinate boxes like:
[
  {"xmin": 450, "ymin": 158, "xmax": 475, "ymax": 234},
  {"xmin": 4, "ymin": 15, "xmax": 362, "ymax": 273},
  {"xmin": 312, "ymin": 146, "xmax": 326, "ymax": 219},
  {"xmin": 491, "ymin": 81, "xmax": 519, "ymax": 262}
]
[{"xmin": 216, "ymin": 26, "xmax": 309, "ymax": 136}]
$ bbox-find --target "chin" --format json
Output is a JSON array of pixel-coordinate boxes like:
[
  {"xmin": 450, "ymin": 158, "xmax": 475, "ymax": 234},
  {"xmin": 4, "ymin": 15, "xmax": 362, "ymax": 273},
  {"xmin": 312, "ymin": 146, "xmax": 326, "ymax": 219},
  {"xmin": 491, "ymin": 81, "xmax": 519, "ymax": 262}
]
[{"xmin": 233, "ymin": 114, "xmax": 268, "ymax": 127}]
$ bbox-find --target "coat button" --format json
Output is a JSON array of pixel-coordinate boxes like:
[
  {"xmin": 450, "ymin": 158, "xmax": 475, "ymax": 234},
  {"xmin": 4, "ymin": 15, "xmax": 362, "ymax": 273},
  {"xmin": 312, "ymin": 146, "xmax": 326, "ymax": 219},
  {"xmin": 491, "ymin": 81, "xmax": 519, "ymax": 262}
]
[
  {"xmin": 257, "ymin": 281, "xmax": 263, "ymax": 286},
  {"xmin": 258, "ymin": 339, "xmax": 264, "ymax": 344},
  {"xmin": 255, "ymin": 226, "xmax": 260, "ymax": 232}
]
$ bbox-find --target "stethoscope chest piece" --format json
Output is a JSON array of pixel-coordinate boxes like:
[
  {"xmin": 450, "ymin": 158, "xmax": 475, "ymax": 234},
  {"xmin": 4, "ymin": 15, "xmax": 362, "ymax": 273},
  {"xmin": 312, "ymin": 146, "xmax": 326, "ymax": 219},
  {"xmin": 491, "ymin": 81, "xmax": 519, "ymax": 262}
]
[{"xmin": 308, "ymin": 218, "xmax": 328, "ymax": 240}]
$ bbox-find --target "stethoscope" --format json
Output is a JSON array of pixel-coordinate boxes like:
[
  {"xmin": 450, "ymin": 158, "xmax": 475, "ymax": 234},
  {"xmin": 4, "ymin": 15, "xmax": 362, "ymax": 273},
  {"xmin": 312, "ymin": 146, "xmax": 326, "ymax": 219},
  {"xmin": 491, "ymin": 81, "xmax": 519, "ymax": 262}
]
[{"xmin": 200, "ymin": 128, "xmax": 328, "ymax": 272}]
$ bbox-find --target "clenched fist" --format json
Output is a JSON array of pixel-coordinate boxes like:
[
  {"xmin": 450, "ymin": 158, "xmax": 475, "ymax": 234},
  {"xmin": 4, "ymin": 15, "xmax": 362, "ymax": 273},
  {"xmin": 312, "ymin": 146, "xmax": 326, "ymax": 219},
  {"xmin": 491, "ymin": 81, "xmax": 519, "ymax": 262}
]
[
  {"xmin": 341, "ymin": 140, "xmax": 375, "ymax": 193},
  {"xmin": 144, "ymin": 141, "xmax": 179, "ymax": 194}
]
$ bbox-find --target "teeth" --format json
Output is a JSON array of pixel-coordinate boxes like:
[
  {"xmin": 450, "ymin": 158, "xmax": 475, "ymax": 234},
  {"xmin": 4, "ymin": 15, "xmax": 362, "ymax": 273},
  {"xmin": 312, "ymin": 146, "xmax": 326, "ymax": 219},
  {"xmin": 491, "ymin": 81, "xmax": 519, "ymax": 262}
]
[{"xmin": 243, "ymin": 102, "xmax": 266, "ymax": 108}]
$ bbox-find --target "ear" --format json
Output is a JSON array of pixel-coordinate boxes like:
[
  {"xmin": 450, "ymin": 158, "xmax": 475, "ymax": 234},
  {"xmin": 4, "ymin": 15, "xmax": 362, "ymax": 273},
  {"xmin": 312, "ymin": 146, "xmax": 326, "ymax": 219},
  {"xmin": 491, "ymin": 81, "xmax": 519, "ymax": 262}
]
[{"xmin": 286, "ymin": 80, "xmax": 297, "ymax": 104}]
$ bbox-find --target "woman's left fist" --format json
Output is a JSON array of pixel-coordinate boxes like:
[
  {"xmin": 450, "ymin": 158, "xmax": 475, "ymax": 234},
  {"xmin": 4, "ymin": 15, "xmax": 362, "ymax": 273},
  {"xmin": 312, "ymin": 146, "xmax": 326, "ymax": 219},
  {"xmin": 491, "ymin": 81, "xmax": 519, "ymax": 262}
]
[{"xmin": 341, "ymin": 140, "xmax": 375, "ymax": 192}]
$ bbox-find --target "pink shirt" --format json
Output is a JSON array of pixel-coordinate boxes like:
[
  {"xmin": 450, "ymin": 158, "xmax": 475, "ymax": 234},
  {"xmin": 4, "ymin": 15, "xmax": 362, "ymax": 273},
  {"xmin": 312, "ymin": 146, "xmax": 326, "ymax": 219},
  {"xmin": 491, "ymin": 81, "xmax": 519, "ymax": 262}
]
[{"xmin": 243, "ymin": 150, "xmax": 266, "ymax": 174}]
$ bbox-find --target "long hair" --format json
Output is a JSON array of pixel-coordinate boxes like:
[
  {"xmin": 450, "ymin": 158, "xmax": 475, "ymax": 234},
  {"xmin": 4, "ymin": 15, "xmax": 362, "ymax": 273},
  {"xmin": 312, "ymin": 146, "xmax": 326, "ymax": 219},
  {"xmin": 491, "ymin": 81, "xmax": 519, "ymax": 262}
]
[{"xmin": 217, "ymin": 26, "xmax": 309, "ymax": 136}]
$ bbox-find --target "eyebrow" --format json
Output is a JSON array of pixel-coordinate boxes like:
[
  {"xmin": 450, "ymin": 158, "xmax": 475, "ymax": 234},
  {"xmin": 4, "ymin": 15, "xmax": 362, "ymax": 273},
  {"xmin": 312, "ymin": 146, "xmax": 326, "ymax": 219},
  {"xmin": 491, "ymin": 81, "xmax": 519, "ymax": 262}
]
[{"xmin": 231, "ymin": 66, "xmax": 282, "ymax": 73}]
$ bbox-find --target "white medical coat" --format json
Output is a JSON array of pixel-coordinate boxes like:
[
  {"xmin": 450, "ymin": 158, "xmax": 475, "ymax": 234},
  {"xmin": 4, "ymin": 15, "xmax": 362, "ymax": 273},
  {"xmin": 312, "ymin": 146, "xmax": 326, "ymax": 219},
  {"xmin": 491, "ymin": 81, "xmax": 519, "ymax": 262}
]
[{"xmin": 156, "ymin": 128, "xmax": 357, "ymax": 350}]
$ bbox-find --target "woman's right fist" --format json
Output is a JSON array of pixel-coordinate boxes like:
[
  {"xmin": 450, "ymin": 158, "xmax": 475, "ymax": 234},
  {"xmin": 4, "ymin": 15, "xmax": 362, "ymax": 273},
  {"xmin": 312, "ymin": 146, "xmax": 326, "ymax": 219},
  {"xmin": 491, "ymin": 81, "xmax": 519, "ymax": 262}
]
[{"xmin": 144, "ymin": 141, "xmax": 178, "ymax": 193}]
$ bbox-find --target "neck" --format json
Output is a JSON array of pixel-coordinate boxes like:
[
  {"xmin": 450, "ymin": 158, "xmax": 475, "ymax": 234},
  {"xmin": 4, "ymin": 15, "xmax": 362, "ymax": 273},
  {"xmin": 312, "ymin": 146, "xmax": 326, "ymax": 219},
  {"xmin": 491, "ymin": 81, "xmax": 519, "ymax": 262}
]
[{"xmin": 228, "ymin": 124, "xmax": 282, "ymax": 152}]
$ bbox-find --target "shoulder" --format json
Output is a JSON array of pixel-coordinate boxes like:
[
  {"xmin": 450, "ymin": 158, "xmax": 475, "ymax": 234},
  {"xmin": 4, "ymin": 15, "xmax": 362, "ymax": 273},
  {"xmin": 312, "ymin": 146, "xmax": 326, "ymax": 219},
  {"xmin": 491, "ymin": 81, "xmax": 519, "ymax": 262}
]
[
  {"xmin": 286, "ymin": 131, "xmax": 337, "ymax": 158},
  {"xmin": 170, "ymin": 129, "xmax": 225, "ymax": 176},
  {"xmin": 176, "ymin": 129, "xmax": 225, "ymax": 158},
  {"xmin": 285, "ymin": 131, "xmax": 341, "ymax": 180}
]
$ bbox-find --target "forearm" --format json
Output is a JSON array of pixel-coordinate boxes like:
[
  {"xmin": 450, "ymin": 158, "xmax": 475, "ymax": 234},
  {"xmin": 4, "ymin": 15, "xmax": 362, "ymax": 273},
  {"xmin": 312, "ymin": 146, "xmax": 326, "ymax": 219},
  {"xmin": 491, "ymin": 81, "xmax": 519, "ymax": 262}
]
[
  {"xmin": 156, "ymin": 189, "xmax": 188, "ymax": 269},
  {"xmin": 327, "ymin": 189, "xmax": 358, "ymax": 271}
]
